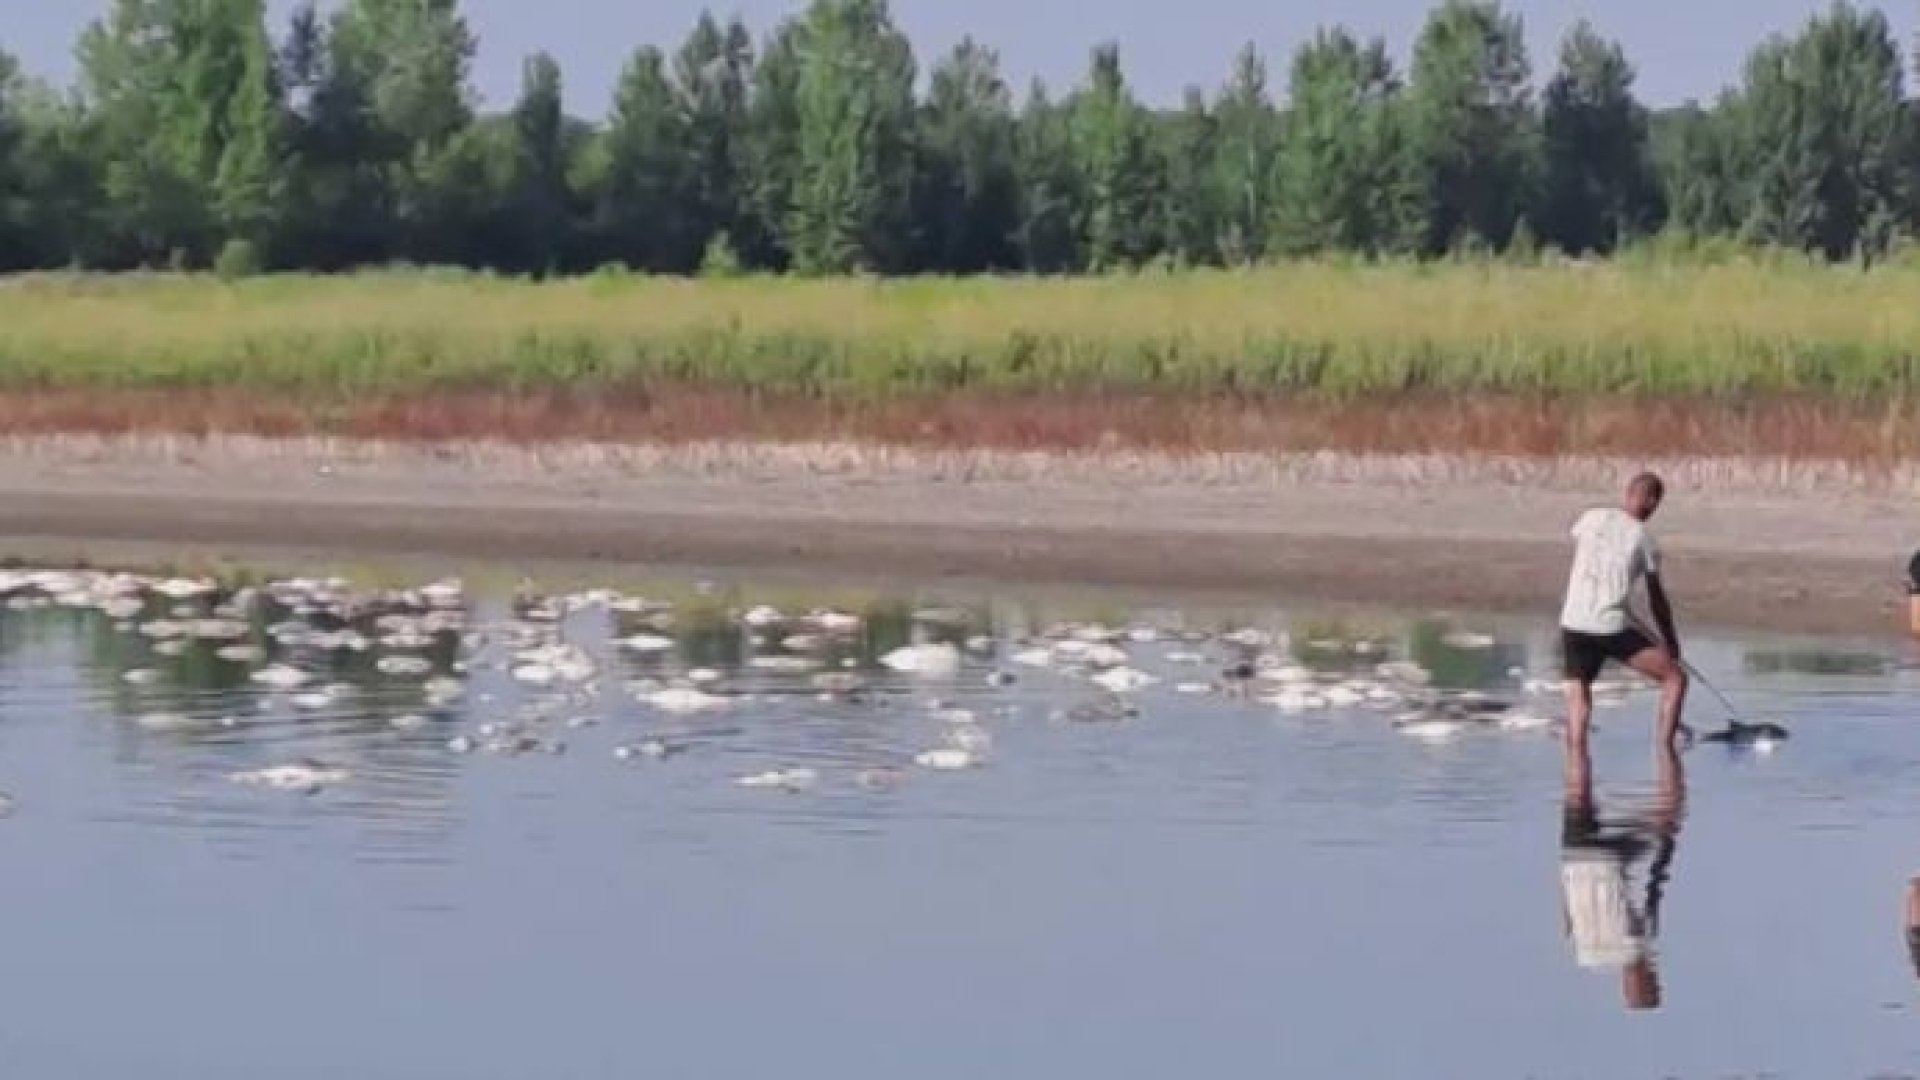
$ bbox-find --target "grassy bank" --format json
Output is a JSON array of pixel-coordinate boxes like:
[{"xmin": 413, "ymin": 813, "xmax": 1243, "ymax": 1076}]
[
  {"xmin": 3, "ymin": 260, "xmax": 1920, "ymax": 458},
  {"xmin": 2, "ymin": 260, "xmax": 1918, "ymax": 399}
]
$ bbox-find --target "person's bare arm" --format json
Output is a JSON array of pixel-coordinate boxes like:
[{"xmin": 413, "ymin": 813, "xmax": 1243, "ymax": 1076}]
[{"xmin": 1646, "ymin": 573, "xmax": 1681, "ymax": 660}]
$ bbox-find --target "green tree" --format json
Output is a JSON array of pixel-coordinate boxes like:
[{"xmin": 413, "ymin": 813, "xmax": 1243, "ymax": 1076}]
[
  {"xmin": 1210, "ymin": 44, "xmax": 1281, "ymax": 263},
  {"xmin": 212, "ymin": 0, "xmax": 281, "ymax": 254},
  {"xmin": 784, "ymin": 0, "xmax": 918, "ymax": 274},
  {"xmin": 912, "ymin": 38, "xmax": 1020, "ymax": 271},
  {"xmin": 277, "ymin": 1, "xmax": 383, "ymax": 266},
  {"xmin": 1156, "ymin": 87, "xmax": 1217, "ymax": 265},
  {"xmin": 505, "ymin": 52, "xmax": 573, "ymax": 272},
  {"xmin": 742, "ymin": 19, "xmax": 802, "ymax": 268},
  {"xmin": 1012, "ymin": 80, "xmax": 1081, "ymax": 272},
  {"xmin": 78, "ymin": 0, "xmax": 284, "ymax": 266},
  {"xmin": 0, "ymin": 48, "xmax": 21, "ymax": 266},
  {"xmin": 584, "ymin": 45, "xmax": 693, "ymax": 270},
  {"xmin": 1538, "ymin": 21, "xmax": 1658, "ymax": 254},
  {"xmin": 1733, "ymin": 2, "xmax": 1905, "ymax": 259},
  {"xmin": 1271, "ymin": 29, "xmax": 1421, "ymax": 255},
  {"xmin": 8, "ymin": 78, "xmax": 106, "ymax": 268},
  {"xmin": 1654, "ymin": 101, "xmax": 1744, "ymax": 240},
  {"xmin": 1067, "ymin": 44, "xmax": 1159, "ymax": 269},
  {"xmin": 1406, "ymin": 0, "xmax": 1538, "ymax": 252},
  {"xmin": 673, "ymin": 13, "xmax": 754, "ymax": 265},
  {"xmin": 327, "ymin": 0, "xmax": 478, "ymax": 261}
]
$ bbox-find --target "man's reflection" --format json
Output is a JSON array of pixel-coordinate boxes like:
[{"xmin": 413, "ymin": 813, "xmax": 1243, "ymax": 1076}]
[
  {"xmin": 1559, "ymin": 743, "xmax": 1686, "ymax": 1010},
  {"xmin": 1902, "ymin": 877, "xmax": 1920, "ymax": 979}
]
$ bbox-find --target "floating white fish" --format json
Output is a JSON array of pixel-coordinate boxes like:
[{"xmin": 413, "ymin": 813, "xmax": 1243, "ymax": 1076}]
[
  {"xmin": 1376, "ymin": 661, "xmax": 1433, "ymax": 686},
  {"xmin": 808, "ymin": 611, "xmax": 863, "ymax": 633},
  {"xmin": 944, "ymin": 727, "xmax": 993, "ymax": 753},
  {"xmin": 512, "ymin": 663, "xmax": 557, "ymax": 686},
  {"xmin": 1397, "ymin": 719, "xmax": 1468, "ymax": 741},
  {"xmin": 151, "ymin": 578, "xmax": 216, "ymax": 600},
  {"xmin": 914, "ymin": 748, "xmax": 981, "ymax": 770},
  {"xmin": 1265, "ymin": 689, "xmax": 1327, "ymax": 714},
  {"xmin": 736, "ymin": 767, "xmax": 818, "ymax": 791},
  {"xmin": 646, "ymin": 687, "xmax": 730, "ymax": 714},
  {"xmin": 615, "ymin": 738, "xmax": 684, "ymax": 761},
  {"xmin": 419, "ymin": 579, "xmax": 465, "ymax": 608},
  {"xmin": 748, "ymin": 655, "xmax": 822, "ymax": 672},
  {"xmin": 615, "ymin": 633, "xmax": 676, "ymax": 653},
  {"xmin": 1090, "ymin": 666, "xmax": 1159, "ymax": 693},
  {"xmin": 189, "ymin": 619, "xmax": 249, "ymax": 641},
  {"xmin": 1323, "ymin": 684, "xmax": 1366, "ymax": 707},
  {"xmin": 229, "ymin": 761, "xmax": 350, "ymax": 793},
  {"xmin": 100, "ymin": 597, "xmax": 145, "ymax": 620},
  {"xmin": 1010, "ymin": 647, "xmax": 1054, "ymax": 668},
  {"xmin": 389, "ymin": 713, "xmax": 429, "ymax": 731},
  {"xmin": 216, "ymin": 644, "xmax": 264, "ymax": 663},
  {"xmin": 250, "ymin": 664, "xmax": 310, "ymax": 690},
  {"xmin": 376, "ymin": 656, "xmax": 433, "ymax": 677},
  {"xmin": 134, "ymin": 712, "xmax": 231, "ymax": 733},
  {"xmin": 881, "ymin": 643, "xmax": 961, "ymax": 676},
  {"xmin": 122, "ymin": 668, "xmax": 159, "ymax": 686},
  {"xmin": 740, "ymin": 605, "xmax": 785, "ymax": 628},
  {"xmin": 424, "ymin": 677, "xmax": 465, "ymax": 705},
  {"xmin": 379, "ymin": 630, "xmax": 435, "ymax": 651},
  {"xmin": 1261, "ymin": 664, "xmax": 1315, "ymax": 686},
  {"xmin": 1442, "ymin": 631, "xmax": 1497, "ymax": 650}
]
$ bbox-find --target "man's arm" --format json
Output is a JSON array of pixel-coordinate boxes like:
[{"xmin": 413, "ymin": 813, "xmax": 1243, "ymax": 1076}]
[{"xmin": 1646, "ymin": 573, "xmax": 1681, "ymax": 660}]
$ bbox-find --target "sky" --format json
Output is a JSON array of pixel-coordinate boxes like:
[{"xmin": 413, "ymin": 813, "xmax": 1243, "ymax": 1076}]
[{"xmin": 3, "ymin": 0, "xmax": 1910, "ymax": 116}]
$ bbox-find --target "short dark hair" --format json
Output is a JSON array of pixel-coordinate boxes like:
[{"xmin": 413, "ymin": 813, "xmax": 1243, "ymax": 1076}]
[{"xmin": 1628, "ymin": 472, "xmax": 1665, "ymax": 500}]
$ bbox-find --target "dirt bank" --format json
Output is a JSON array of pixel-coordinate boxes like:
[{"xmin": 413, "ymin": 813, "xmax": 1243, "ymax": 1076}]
[{"xmin": 0, "ymin": 436, "xmax": 1908, "ymax": 638}]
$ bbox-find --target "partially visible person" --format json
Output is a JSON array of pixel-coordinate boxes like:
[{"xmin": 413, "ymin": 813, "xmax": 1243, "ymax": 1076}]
[
  {"xmin": 1904, "ymin": 876, "xmax": 1920, "ymax": 980},
  {"xmin": 1907, "ymin": 549, "xmax": 1920, "ymax": 639},
  {"xmin": 1560, "ymin": 740, "xmax": 1686, "ymax": 1011},
  {"xmin": 1558, "ymin": 472, "xmax": 1690, "ymax": 750}
]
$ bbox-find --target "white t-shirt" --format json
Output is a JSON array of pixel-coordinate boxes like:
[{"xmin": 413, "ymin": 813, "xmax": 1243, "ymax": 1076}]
[
  {"xmin": 1559, "ymin": 507, "xmax": 1659, "ymax": 635},
  {"xmin": 1560, "ymin": 851, "xmax": 1647, "ymax": 969}
]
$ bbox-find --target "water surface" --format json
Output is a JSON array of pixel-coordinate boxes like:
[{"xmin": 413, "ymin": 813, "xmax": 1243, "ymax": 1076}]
[{"xmin": 0, "ymin": 562, "xmax": 1916, "ymax": 1079}]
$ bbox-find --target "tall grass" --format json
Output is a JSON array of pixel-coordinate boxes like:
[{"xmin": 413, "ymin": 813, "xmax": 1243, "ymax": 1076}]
[{"xmin": 3, "ymin": 258, "xmax": 1920, "ymax": 400}]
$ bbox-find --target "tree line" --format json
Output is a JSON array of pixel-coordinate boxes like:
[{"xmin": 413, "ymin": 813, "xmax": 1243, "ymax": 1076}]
[{"xmin": 0, "ymin": 0, "xmax": 1913, "ymax": 276}]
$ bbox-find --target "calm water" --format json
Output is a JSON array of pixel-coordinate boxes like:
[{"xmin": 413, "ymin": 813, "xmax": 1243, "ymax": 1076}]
[{"xmin": 1, "ymin": 561, "xmax": 1918, "ymax": 1079}]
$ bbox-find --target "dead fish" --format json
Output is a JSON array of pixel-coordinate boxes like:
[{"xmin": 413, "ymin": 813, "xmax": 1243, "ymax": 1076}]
[
  {"xmin": 229, "ymin": 760, "xmax": 350, "ymax": 794},
  {"xmin": 1700, "ymin": 720, "xmax": 1790, "ymax": 748}
]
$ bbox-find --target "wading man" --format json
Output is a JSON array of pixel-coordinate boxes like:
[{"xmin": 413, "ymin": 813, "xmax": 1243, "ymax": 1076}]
[{"xmin": 1558, "ymin": 472, "xmax": 1689, "ymax": 751}]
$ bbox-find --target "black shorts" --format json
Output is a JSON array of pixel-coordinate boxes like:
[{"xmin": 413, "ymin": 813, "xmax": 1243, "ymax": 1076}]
[
  {"xmin": 1908, "ymin": 549, "xmax": 1920, "ymax": 595},
  {"xmin": 1561, "ymin": 627, "xmax": 1656, "ymax": 684}
]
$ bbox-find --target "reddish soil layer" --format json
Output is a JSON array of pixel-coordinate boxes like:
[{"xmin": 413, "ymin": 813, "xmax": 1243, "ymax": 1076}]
[{"xmin": 2, "ymin": 388, "xmax": 1915, "ymax": 461}]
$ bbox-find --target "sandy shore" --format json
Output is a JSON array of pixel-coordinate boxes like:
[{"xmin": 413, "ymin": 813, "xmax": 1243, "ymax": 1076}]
[{"xmin": 0, "ymin": 436, "xmax": 1908, "ymax": 638}]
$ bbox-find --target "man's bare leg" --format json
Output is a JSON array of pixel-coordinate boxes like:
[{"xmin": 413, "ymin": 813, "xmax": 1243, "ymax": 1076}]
[
  {"xmin": 1563, "ymin": 677, "xmax": 1594, "ymax": 756},
  {"xmin": 1626, "ymin": 647, "xmax": 1690, "ymax": 747}
]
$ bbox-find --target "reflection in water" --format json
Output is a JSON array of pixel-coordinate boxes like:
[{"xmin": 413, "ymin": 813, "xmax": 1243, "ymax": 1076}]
[
  {"xmin": 4, "ymin": 562, "xmax": 1920, "ymax": 1075},
  {"xmin": 1906, "ymin": 877, "xmax": 1920, "ymax": 981},
  {"xmin": 1559, "ymin": 745, "xmax": 1686, "ymax": 1011},
  {"xmin": 1745, "ymin": 647, "xmax": 1890, "ymax": 678}
]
